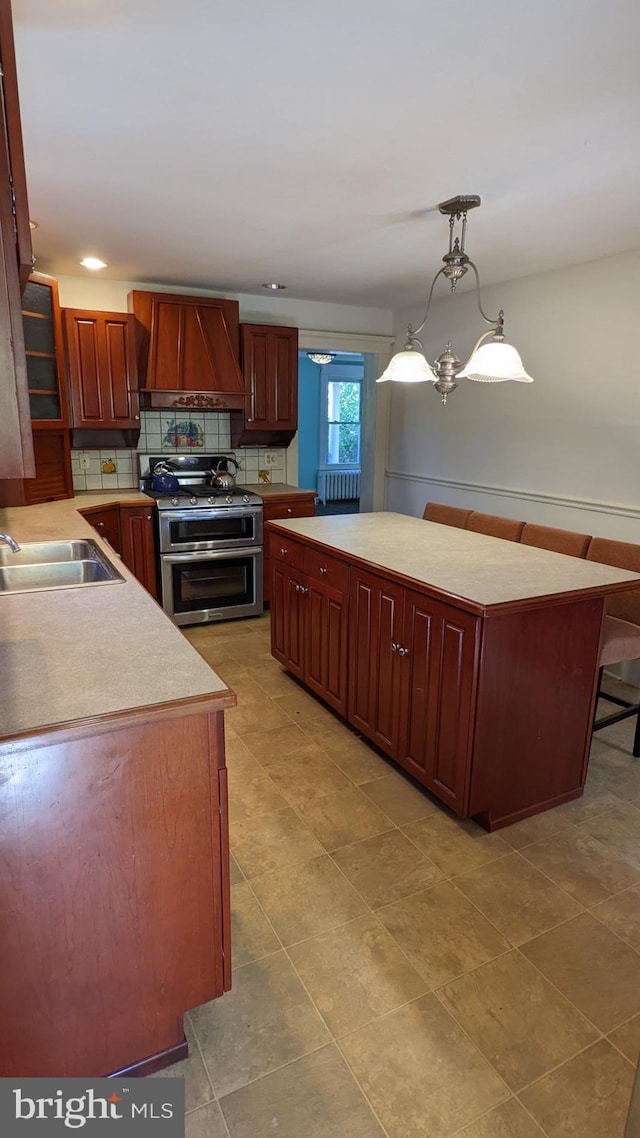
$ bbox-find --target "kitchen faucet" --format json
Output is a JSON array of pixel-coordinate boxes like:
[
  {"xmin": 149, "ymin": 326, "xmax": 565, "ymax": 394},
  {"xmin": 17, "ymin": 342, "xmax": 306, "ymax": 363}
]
[{"xmin": 0, "ymin": 533, "xmax": 21, "ymax": 553}]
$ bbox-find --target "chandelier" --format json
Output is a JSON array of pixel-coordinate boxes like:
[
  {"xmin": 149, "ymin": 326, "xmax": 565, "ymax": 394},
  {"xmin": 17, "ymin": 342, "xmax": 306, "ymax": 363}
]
[
  {"xmin": 377, "ymin": 195, "xmax": 534, "ymax": 404},
  {"xmin": 306, "ymin": 351, "xmax": 336, "ymax": 366}
]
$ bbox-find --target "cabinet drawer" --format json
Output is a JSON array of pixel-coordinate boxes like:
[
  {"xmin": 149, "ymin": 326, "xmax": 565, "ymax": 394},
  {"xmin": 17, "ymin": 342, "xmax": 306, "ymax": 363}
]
[
  {"xmin": 268, "ymin": 530, "xmax": 305, "ymax": 570},
  {"xmin": 304, "ymin": 547, "xmax": 349, "ymax": 592},
  {"xmin": 263, "ymin": 497, "xmax": 315, "ymax": 522}
]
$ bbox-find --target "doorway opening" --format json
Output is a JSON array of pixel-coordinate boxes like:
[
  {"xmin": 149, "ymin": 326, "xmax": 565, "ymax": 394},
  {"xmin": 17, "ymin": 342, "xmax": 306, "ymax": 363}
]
[{"xmin": 298, "ymin": 350, "xmax": 364, "ymax": 516}]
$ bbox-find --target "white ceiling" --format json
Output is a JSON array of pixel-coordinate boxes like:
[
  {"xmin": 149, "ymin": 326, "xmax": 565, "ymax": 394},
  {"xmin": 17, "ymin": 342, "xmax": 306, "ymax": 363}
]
[{"xmin": 13, "ymin": 0, "xmax": 640, "ymax": 308}]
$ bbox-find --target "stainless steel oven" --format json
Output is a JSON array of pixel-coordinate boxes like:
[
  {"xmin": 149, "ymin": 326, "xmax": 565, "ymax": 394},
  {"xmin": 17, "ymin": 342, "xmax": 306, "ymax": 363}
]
[
  {"xmin": 140, "ymin": 453, "xmax": 264, "ymax": 626},
  {"xmin": 161, "ymin": 547, "xmax": 263, "ymax": 626}
]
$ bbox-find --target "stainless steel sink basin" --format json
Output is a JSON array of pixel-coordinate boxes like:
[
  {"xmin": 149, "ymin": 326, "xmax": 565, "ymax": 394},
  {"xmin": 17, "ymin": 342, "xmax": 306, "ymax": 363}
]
[
  {"xmin": 0, "ymin": 542, "xmax": 124, "ymax": 594},
  {"xmin": 0, "ymin": 539, "xmax": 103, "ymax": 567}
]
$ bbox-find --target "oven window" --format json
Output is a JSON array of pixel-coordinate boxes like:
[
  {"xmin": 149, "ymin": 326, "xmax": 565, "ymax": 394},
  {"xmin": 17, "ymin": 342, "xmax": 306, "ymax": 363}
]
[
  {"xmin": 169, "ymin": 515, "xmax": 255, "ymax": 545},
  {"xmin": 171, "ymin": 555, "xmax": 256, "ymax": 613}
]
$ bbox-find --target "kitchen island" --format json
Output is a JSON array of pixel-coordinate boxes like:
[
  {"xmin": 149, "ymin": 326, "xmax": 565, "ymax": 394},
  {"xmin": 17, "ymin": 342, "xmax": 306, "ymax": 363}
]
[
  {"xmin": 267, "ymin": 512, "xmax": 640, "ymax": 830},
  {"xmin": 0, "ymin": 495, "xmax": 235, "ymax": 1077}
]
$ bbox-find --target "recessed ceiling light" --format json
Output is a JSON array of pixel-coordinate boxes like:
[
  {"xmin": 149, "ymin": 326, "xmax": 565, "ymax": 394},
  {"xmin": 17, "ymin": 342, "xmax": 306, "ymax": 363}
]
[
  {"xmin": 80, "ymin": 256, "xmax": 107, "ymax": 270},
  {"xmin": 261, "ymin": 282, "xmax": 286, "ymax": 291},
  {"xmin": 29, "ymin": 219, "xmax": 38, "ymax": 229}
]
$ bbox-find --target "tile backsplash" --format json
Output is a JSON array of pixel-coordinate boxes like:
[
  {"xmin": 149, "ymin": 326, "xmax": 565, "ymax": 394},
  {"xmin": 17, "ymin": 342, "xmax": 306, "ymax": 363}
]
[{"xmin": 71, "ymin": 410, "xmax": 287, "ymax": 491}]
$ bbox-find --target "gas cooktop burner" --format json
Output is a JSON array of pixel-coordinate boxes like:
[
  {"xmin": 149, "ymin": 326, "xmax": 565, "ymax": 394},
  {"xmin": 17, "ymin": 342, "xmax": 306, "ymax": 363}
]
[{"xmin": 139, "ymin": 454, "xmax": 264, "ymax": 510}]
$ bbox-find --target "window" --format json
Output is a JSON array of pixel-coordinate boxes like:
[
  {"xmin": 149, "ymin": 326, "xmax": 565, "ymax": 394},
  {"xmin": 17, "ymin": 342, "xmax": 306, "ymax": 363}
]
[{"xmin": 323, "ymin": 376, "xmax": 362, "ymax": 467}]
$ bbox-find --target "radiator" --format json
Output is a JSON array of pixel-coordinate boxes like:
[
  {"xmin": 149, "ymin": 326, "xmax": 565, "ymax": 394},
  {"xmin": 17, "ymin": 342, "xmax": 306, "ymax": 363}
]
[{"xmin": 317, "ymin": 469, "xmax": 361, "ymax": 504}]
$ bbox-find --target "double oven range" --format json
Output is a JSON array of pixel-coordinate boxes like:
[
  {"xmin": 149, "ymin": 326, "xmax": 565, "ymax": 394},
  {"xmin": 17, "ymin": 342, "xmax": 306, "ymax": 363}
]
[{"xmin": 140, "ymin": 455, "xmax": 263, "ymax": 626}]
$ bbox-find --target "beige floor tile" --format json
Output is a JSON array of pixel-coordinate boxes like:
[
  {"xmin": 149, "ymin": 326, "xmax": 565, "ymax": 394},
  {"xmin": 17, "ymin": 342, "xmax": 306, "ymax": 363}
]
[
  {"xmin": 456, "ymin": 1098, "xmax": 545, "ymax": 1137},
  {"xmin": 250, "ymin": 854, "xmax": 367, "ymax": 945},
  {"xmin": 521, "ymin": 911, "xmax": 640, "ymax": 1032},
  {"xmin": 401, "ymin": 812, "xmax": 511, "ymax": 877},
  {"xmin": 332, "ymin": 829, "xmax": 445, "ymax": 909},
  {"xmin": 226, "ymin": 753, "xmax": 289, "ymax": 824},
  {"xmin": 520, "ymin": 828, "xmax": 640, "ymax": 907},
  {"xmin": 150, "ymin": 1018, "xmax": 214, "ymax": 1113},
  {"xmin": 230, "ymin": 808, "xmax": 324, "ymax": 878},
  {"xmin": 231, "ymin": 882, "xmax": 280, "ymax": 967},
  {"xmin": 339, "ymin": 994, "xmax": 508, "ymax": 1138},
  {"xmin": 229, "ymin": 854, "xmax": 244, "ymax": 885},
  {"xmin": 320, "ymin": 733, "xmax": 391, "ymax": 784},
  {"xmin": 556, "ymin": 770, "xmax": 624, "ymax": 823},
  {"xmin": 360, "ymin": 772, "xmax": 440, "ymax": 824},
  {"xmin": 223, "ymin": 732, "xmax": 254, "ymax": 764},
  {"xmin": 609, "ymin": 1013, "xmax": 640, "ymax": 1065},
  {"xmin": 189, "ymin": 952, "xmax": 329, "ymax": 1097},
  {"xmin": 580, "ymin": 802, "xmax": 640, "ymax": 868},
  {"xmin": 185, "ymin": 1101, "xmax": 228, "ymax": 1138},
  {"xmin": 519, "ymin": 1040, "xmax": 634, "ymax": 1138},
  {"xmin": 273, "ymin": 688, "xmax": 329, "ymax": 722},
  {"xmin": 501, "ymin": 809, "xmax": 575, "ymax": 850},
  {"xmin": 240, "ymin": 723, "xmax": 320, "ymax": 766},
  {"xmin": 589, "ymin": 746, "xmax": 640, "ymax": 803},
  {"xmin": 592, "ymin": 884, "xmax": 640, "ymax": 948},
  {"xmin": 438, "ymin": 951, "xmax": 598, "ymax": 1091},
  {"xmin": 219, "ymin": 1044, "xmax": 385, "ymax": 1138},
  {"xmin": 245, "ymin": 662, "xmax": 301, "ymax": 698},
  {"xmin": 265, "ymin": 750, "xmax": 353, "ymax": 806},
  {"xmin": 299, "ymin": 710, "xmax": 353, "ymax": 745},
  {"xmin": 288, "ymin": 915, "xmax": 427, "ymax": 1036},
  {"xmin": 226, "ymin": 695, "xmax": 294, "ymax": 737},
  {"xmin": 455, "ymin": 853, "xmax": 583, "ymax": 944},
  {"xmin": 296, "ymin": 786, "xmax": 394, "ymax": 851},
  {"xmin": 377, "ymin": 881, "xmax": 510, "ymax": 988}
]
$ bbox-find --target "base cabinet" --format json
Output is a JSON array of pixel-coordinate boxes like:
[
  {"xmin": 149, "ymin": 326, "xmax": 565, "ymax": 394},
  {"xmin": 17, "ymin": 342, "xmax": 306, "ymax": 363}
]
[
  {"xmin": 270, "ymin": 535, "xmax": 349, "ymax": 716},
  {"xmin": 0, "ymin": 709, "xmax": 231, "ymax": 1076},
  {"xmin": 262, "ymin": 492, "xmax": 315, "ymax": 603},
  {"xmin": 82, "ymin": 503, "xmax": 158, "ymax": 598}
]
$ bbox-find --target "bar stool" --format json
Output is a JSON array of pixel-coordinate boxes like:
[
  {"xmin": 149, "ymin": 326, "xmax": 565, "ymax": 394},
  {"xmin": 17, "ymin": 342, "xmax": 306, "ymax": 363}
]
[
  {"xmin": 587, "ymin": 537, "xmax": 640, "ymax": 757},
  {"xmin": 422, "ymin": 502, "xmax": 473, "ymax": 528},
  {"xmin": 520, "ymin": 522, "xmax": 591, "ymax": 558},
  {"xmin": 466, "ymin": 512, "xmax": 525, "ymax": 542}
]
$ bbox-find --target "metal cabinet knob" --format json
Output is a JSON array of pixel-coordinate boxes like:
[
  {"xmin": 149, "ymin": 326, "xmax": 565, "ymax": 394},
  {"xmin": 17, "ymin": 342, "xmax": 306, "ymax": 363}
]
[
  {"xmin": 280, "ymin": 547, "xmax": 288, "ymax": 555},
  {"xmin": 287, "ymin": 508, "xmax": 292, "ymax": 515},
  {"xmin": 398, "ymin": 646, "xmax": 409, "ymax": 657},
  {"xmin": 319, "ymin": 566, "xmax": 327, "ymax": 574},
  {"xmin": 96, "ymin": 521, "xmax": 105, "ymax": 528},
  {"xmin": 299, "ymin": 585, "xmax": 308, "ymax": 594},
  {"xmin": 247, "ymin": 418, "xmax": 253, "ymax": 423},
  {"xmin": 134, "ymin": 414, "xmax": 140, "ymax": 420},
  {"xmin": 391, "ymin": 642, "xmax": 398, "ymax": 652},
  {"xmin": 145, "ymin": 515, "xmax": 152, "ymax": 521}
]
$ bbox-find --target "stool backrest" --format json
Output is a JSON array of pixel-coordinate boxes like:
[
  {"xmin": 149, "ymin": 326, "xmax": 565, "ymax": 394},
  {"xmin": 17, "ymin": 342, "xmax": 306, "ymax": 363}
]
[
  {"xmin": 466, "ymin": 512, "xmax": 525, "ymax": 542},
  {"xmin": 423, "ymin": 502, "xmax": 473, "ymax": 528},
  {"xmin": 586, "ymin": 537, "xmax": 640, "ymax": 625},
  {"xmin": 521, "ymin": 523, "xmax": 591, "ymax": 558}
]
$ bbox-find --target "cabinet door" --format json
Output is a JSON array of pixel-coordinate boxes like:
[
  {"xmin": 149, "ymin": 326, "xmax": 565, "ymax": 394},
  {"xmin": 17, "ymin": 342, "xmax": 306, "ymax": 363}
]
[
  {"xmin": 64, "ymin": 309, "xmax": 138, "ymax": 429},
  {"xmin": 0, "ymin": 0, "xmax": 32, "ymax": 293},
  {"xmin": 348, "ymin": 568, "xmax": 404, "ymax": 755},
  {"xmin": 83, "ymin": 506, "xmax": 122, "ymax": 555},
  {"xmin": 241, "ymin": 324, "xmax": 298, "ymax": 433},
  {"xmin": 119, "ymin": 506, "xmax": 158, "ymax": 597},
  {"xmin": 22, "ymin": 274, "xmax": 68, "ymax": 428},
  {"xmin": 262, "ymin": 495, "xmax": 315, "ymax": 603},
  {"xmin": 305, "ymin": 580, "xmax": 349, "ymax": 716},
  {"xmin": 130, "ymin": 291, "xmax": 243, "ymax": 394},
  {"xmin": 270, "ymin": 559, "xmax": 305, "ymax": 677},
  {"xmin": 399, "ymin": 591, "xmax": 477, "ymax": 814}
]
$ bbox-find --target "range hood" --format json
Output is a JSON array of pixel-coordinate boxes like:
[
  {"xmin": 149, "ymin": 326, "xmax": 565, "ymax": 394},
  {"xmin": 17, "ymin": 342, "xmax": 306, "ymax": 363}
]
[{"xmin": 129, "ymin": 290, "xmax": 248, "ymax": 410}]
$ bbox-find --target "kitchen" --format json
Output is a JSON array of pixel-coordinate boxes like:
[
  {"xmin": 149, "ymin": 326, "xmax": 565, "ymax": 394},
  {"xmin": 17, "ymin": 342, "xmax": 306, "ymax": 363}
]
[{"xmin": 2, "ymin": 2, "xmax": 640, "ymax": 1137}]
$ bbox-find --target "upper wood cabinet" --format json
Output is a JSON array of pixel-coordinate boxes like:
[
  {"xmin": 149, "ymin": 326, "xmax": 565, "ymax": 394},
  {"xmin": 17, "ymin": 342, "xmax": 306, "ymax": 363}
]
[
  {"xmin": 128, "ymin": 290, "xmax": 246, "ymax": 408},
  {"xmin": 23, "ymin": 273, "xmax": 68, "ymax": 428},
  {"xmin": 232, "ymin": 323, "xmax": 298, "ymax": 446},
  {"xmin": 63, "ymin": 309, "xmax": 139, "ymax": 433},
  {"xmin": 0, "ymin": 0, "xmax": 34, "ymax": 480}
]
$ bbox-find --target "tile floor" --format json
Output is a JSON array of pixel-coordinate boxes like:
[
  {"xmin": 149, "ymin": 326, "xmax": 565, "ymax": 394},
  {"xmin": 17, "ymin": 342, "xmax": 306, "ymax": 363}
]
[{"xmin": 154, "ymin": 613, "xmax": 640, "ymax": 1137}]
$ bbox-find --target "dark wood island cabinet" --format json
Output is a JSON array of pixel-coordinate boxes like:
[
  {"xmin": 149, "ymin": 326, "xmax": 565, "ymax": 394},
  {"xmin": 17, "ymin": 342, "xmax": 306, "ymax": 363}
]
[{"xmin": 268, "ymin": 513, "xmax": 640, "ymax": 830}]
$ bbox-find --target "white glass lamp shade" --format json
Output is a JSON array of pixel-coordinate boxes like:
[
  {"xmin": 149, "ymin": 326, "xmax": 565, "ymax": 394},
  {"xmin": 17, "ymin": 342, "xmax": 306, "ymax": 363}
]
[
  {"xmin": 457, "ymin": 341, "xmax": 534, "ymax": 383},
  {"xmin": 377, "ymin": 348, "xmax": 435, "ymax": 384}
]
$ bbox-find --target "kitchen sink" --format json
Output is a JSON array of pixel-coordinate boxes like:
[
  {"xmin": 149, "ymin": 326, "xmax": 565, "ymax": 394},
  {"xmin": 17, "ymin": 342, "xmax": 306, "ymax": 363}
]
[
  {"xmin": 0, "ymin": 544, "xmax": 124, "ymax": 594},
  {"xmin": 0, "ymin": 539, "xmax": 105, "ymax": 567}
]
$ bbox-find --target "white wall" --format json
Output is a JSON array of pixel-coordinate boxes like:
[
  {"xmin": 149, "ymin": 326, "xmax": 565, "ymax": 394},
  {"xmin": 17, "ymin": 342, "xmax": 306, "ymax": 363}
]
[
  {"xmin": 55, "ymin": 276, "xmax": 393, "ymax": 336},
  {"xmin": 386, "ymin": 250, "xmax": 640, "ymax": 540}
]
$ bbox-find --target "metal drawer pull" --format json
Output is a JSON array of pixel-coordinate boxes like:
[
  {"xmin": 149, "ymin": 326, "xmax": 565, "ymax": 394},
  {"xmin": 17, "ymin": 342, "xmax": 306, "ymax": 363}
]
[
  {"xmin": 319, "ymin": 566, "xmax": 327, "ymax": 574},
  {"xmin": 280, "ymin": 547, "xmax": 288, "ymax": 555}
]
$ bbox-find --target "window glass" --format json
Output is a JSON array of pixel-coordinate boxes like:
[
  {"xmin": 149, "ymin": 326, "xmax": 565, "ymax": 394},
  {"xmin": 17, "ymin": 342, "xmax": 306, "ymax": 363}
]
[{"xmin": 326, "ymin": 380, "xmax": 361, "ymax": 465}]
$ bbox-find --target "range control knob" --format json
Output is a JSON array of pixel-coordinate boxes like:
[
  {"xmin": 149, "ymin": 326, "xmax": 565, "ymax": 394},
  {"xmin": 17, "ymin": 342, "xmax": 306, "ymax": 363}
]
[
  {"xmin": 171, "ymin": 497, "xmax": 179, "ymax": 506},
  {"xmin": 243, "ymin": 494, "xmax": 250, "ymax": 503},
  {"xmin": 208, "ymin": 496, "xmax": 215, "ymax": 504},
  {"xmin": 226, "ymin": 495, "xmax": 232, "ymax": 504},
  {"xmin": 190, "ymin": 496, "xmax": 197, "ymax": 505}
]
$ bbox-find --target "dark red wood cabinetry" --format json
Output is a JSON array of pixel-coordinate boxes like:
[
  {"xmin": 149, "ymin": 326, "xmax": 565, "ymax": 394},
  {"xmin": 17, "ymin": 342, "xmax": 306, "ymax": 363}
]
[
  {"xmin": 232, "ymin": 323, "xmax": 298, "ymax": 446},
  {"xmin": 262, "ymin": 492, "xmax": 315, "ymax": 603},
  {"xmin": 129, "ymin": 290, "xmax": 245, "ymax": 407},
  {"xmin": 82, "ymin": 503, "xmax": 158, "ymax": 599},
  {"xmin": 270, "ymin": 534, "xmax": 349, "ymax": 717},
  {"xmin": 63, "ymin": 308, "xmax": 139, "ymax": 440}
]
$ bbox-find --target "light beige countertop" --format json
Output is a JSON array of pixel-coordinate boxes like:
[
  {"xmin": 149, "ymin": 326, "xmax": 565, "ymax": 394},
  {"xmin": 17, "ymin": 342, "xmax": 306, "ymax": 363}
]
[
  {"xmin": 244, "ymin": 483, "xmax": 316, "ymax": 498},
  {"xmin": 0, "ymin": 495, "xmax": 232, "ymax": 741},
  {"xmin": 269, "ymin": 512, "xmax": 640, "ymax": 612}
]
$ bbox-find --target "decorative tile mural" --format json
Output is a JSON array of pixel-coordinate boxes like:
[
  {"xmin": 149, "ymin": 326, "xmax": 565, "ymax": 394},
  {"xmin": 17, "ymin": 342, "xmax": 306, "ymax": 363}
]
[{"xmin": 162, "ymin": 419, "xmax": 204, "ymax": 448}]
